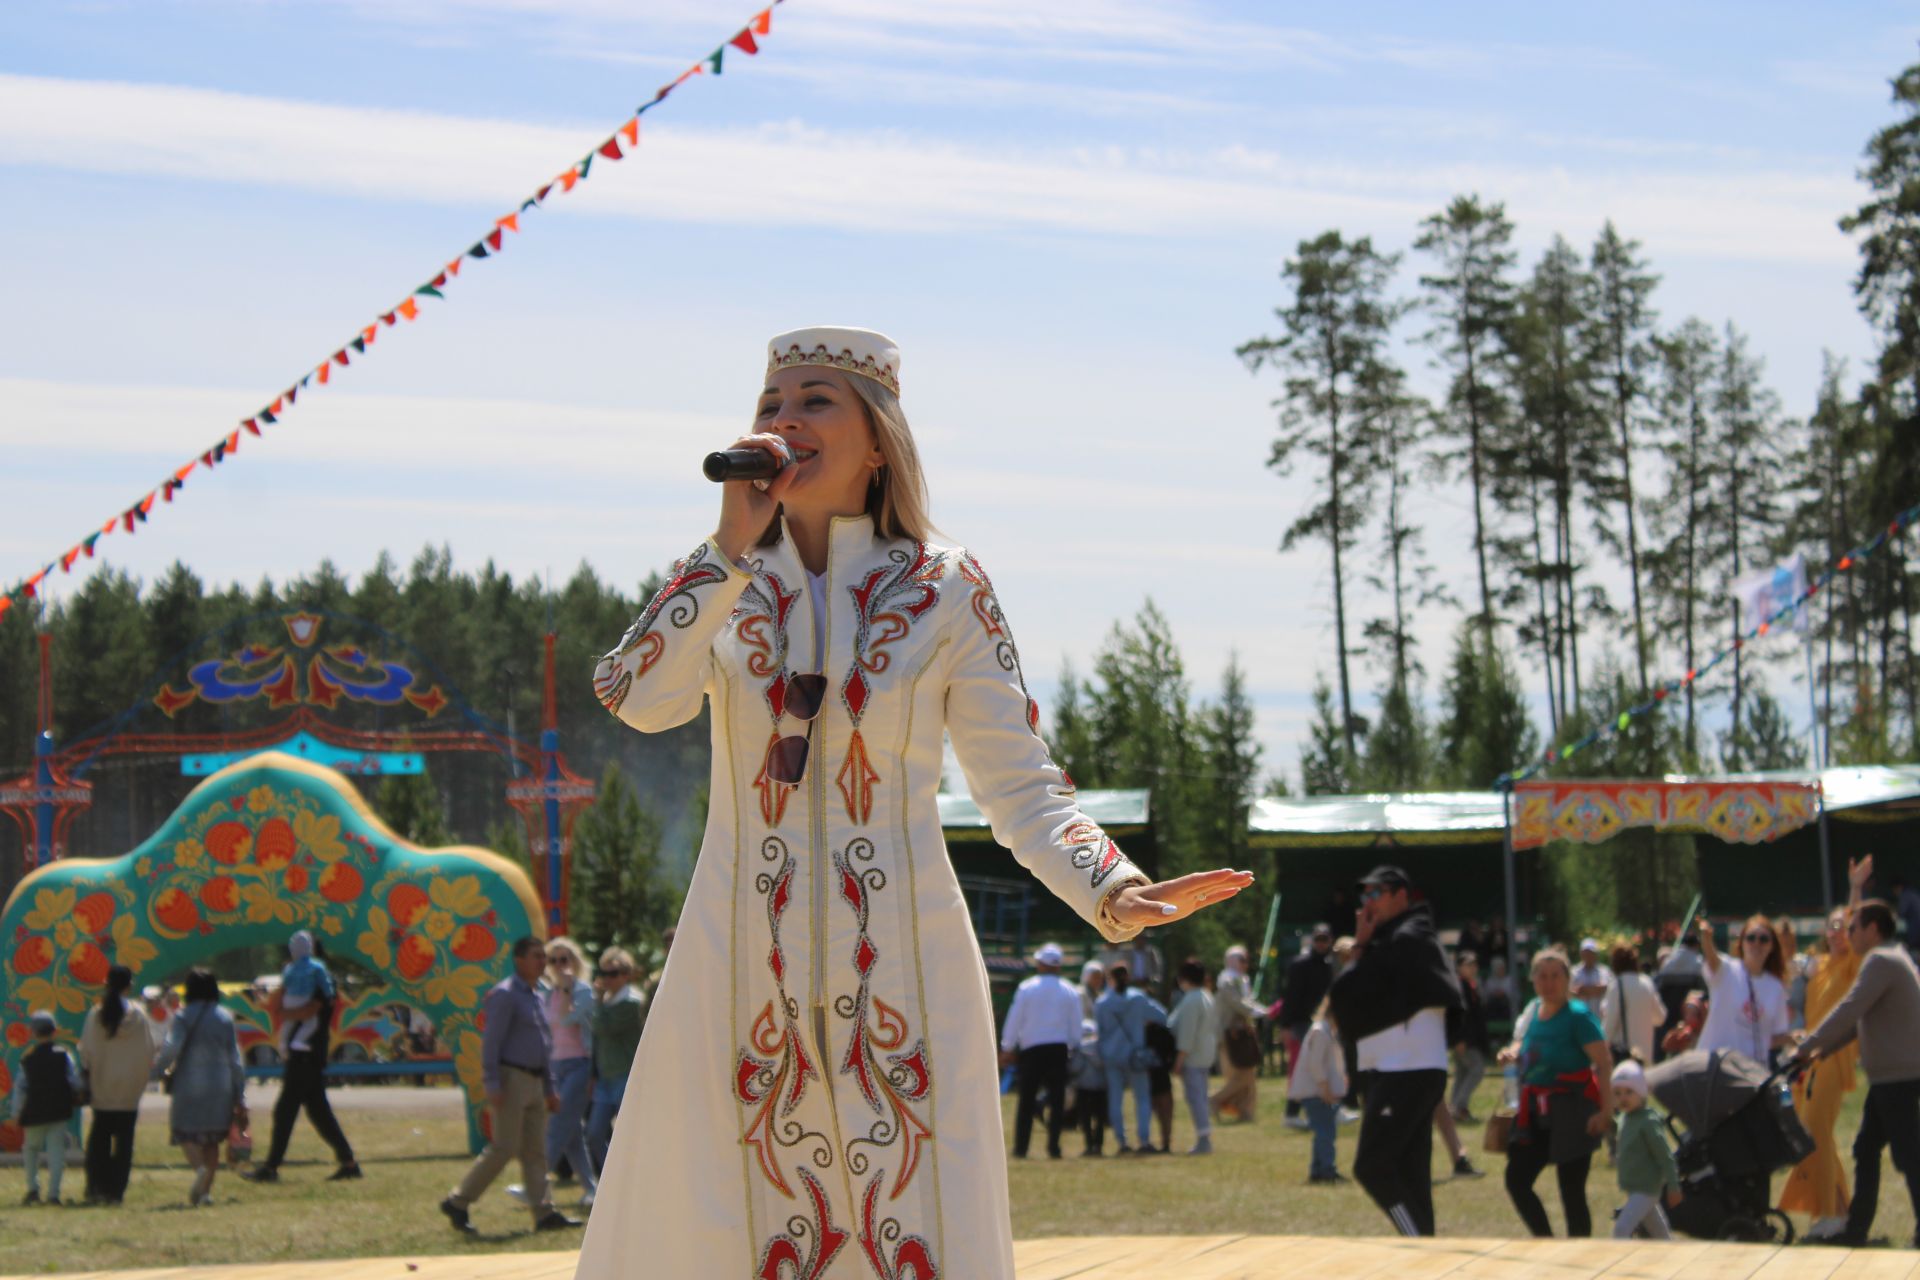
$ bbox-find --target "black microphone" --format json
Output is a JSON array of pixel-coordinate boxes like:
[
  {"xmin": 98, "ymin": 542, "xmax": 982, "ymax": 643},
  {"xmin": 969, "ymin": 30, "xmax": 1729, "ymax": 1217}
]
[{"xmin": 702, "ymin": 447, "xmax": 786, "ymax": 483}]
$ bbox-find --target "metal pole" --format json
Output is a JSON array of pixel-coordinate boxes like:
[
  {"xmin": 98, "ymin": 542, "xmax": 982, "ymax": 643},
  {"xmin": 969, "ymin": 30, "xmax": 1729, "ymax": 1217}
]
[
  {"xmin": 1252, "ymin": 889, "xmax": 1283, "ymax": 1003},
  {"xmin": 1805, "ymin": 635, "xmax": 1821, "ymax": 770},
  {"xmin": 1502, "ymin": 789, "xmax": 1519, "ymax": 999}
]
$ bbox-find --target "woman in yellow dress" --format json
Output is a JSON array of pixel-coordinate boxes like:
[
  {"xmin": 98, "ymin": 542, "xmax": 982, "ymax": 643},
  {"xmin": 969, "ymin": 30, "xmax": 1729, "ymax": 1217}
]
[{"xmin": 1779, "ymin": 854, "xmax": 1872, "ymax": 1240}]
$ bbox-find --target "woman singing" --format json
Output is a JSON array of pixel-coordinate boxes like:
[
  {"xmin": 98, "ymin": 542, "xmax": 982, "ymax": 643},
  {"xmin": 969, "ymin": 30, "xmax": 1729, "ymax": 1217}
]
[{"xmin": 576, "ymin": 328, "xmax": 1252, "ymax": 1278}]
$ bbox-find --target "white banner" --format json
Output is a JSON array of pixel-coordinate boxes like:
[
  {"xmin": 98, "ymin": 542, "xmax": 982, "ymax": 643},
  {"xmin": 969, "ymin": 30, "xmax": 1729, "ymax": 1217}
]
[{"xmin": 1731, "ymin": 554, "xmax": 1810, "ymax": 634}]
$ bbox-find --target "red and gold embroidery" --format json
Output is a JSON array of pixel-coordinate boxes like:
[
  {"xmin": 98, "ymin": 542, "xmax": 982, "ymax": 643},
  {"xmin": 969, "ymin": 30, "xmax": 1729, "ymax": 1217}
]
[
  {"xmin": 594, "ymin": 544, "xmax": 730, "ymax": 714},
  {"xmin": 733, "ymin": 570, "xmax": 803, "ymax": 827},
  {"xmin": 755, "ymin": 1167, "xmax": 850, "ymax": 1280},
  {"xmin": 835, "ymin": 840, "xmax": 934, "ymax": 1202},
  {"xmin": 858, "ymin": 1174, "xmax": 940, "ymax": 1279},
  {"xmin": 836, "ymin": 544, "xmax": 945, "ymax": 824},
  {"xmin": 737, "ymin": 839, "xmax": 828, "ymax": 1198},
  {"xmin": 1059, "ymin": 818, "xmax": 1126, "ymax": 892}
]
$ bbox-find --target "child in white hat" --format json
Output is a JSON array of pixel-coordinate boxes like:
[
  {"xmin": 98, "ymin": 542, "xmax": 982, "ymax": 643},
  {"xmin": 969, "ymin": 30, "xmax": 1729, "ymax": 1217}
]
[{"xmin": 1611, "ymin": 1059, "xmax": 1682, "ymax": 1238}]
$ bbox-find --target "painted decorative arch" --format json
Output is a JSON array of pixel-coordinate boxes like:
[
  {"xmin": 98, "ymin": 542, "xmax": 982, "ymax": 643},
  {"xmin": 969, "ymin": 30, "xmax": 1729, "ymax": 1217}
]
[{"xmin": 0, "ymin": 751, "xmax": 544, "ymax": 1152}]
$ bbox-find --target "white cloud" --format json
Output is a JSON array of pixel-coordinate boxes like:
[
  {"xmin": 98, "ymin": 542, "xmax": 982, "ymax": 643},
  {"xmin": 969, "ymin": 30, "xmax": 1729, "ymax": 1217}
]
[{"xmin": 0, "ymin": 73, "xmax": 1862, "ymax": 264}]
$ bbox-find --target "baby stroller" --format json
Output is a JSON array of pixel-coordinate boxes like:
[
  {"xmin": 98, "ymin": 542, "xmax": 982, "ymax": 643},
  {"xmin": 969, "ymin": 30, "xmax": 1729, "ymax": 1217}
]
[{"xmin": 1643, "ymin": 1048, "xmax": 1815, "ymax": 1242}]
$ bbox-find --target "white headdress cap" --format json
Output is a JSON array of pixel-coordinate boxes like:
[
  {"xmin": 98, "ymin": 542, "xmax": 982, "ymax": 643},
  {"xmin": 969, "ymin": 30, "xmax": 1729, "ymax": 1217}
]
[{"xmin": 766, "ymin": 326, "xmax": 901, "ymax": 396}]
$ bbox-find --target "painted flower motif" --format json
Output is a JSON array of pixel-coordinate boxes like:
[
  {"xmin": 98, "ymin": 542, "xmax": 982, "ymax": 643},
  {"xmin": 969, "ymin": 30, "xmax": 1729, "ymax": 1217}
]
[
  {"xmin": 135, "ymin": 857, "xmax": 152, "ymax": 879},
  {"xmin": 422, "ymin": 909, "xmax": 457, "ymax": 943},
  {"xmin": 174, "ymin": 839, "xmax": 205, "ymax": 868},
  {"xmin": 319, "ymin": 916, "xmax": 344, "ymax": 937},
  {"xmin": 53, "ymin": 919, "xmax": 78, "ymax": 950},
  {"xmin": 293, "ymin": 809, "xmax": 348, "ymax": 863},
  {"xmin": 247, "ymin": 785, "xmax": 277, "ymax": 814}
]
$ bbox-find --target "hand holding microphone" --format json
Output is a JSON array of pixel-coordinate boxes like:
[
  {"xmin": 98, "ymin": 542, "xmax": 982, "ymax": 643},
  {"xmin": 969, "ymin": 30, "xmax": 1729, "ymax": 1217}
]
[{"xmin": 709, "ymin": 433, "xmax": 793, "ymax": 560}]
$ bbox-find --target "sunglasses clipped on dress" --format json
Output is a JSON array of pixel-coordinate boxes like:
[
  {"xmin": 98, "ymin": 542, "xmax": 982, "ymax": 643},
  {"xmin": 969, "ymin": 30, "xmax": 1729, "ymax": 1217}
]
[{"xmin": 765, "ymin": 672, "xmax": 829, "ymax": 786}]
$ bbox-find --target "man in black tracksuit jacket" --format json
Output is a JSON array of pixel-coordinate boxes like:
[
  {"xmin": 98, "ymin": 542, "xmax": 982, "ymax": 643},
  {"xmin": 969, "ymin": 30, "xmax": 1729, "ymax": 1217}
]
[{"xmin": 1328, "ymin": 865, "xmax": 1462, "ymax": 1237}]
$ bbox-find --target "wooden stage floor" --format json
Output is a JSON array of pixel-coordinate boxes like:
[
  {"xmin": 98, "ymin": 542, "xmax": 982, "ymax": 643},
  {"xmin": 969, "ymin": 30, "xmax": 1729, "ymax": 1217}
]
[{"xmin": 14, "ymin": 1235, "xmax": 1920, "ymax": 1280}]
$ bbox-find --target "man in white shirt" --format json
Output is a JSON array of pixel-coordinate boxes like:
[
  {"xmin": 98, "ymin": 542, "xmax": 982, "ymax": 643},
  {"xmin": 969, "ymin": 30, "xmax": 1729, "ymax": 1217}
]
[
  {"xmin": 999, "ymin": 942, "xmax": 1083, "ymax": 1159},
  {"xmin": 1572, "ymin": 938, "xmax": 1612, "ymax": 1008},
  {"xmin": 1328, "ymin": 866, "xmax": 1462, "ymax": 1237}
]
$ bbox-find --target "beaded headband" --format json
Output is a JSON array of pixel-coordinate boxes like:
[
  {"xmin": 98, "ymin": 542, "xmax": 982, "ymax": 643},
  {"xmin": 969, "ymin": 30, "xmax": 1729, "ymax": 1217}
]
[{"xmin": 765, "ymin": 326, "xmax": 901, "ymax": 396}]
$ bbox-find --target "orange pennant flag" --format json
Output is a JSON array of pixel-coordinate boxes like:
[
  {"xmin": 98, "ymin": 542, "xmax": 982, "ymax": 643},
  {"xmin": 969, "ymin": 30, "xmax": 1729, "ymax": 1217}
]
[
  {"xmin": 497, "ymin": 213, "xmax": 520, "ymax": 234},
  {"xmin": 100, "ymin": 517, "xmax": 116, "ymax": 536},
  {"xmin": 138, "ymin": 492, "xmax": 156, "ymax": 516},
  {"xmin": 269, "ymin": 397, "xmax": 283, "ymax": 415},
  {"xmin": 621, "ymin": 117, "xmax": 639, "ymax": 147},
  {"xmin": 362, "ymin": 324, "xmax": 378, "ymax": 346},
  {"xmin": 61, "ymin": 548, "xmax": 79, "ymax": 573},
  {"xmin": 226, "ymin": 431, "xmax": 240, "ymax": 453},
  {"xmin": 318, "ymin": 361, "xmax": 331, "ymax": 385},
  {"xmin": 753, "ymin": 8, "xmax": 771, "ymax": 35},
  {"xmin": 174, "ymin": 463, "xmax": 195, "ymax": 483},
  {"xmin": 559, "ymin": 169, "xmax": 579, "ymax": 193},
  {"xmin": 447, "ymin": 258, "xmax": 463, "ymax": 277},
  {"xmin": 398, "ymin": 297, "xmax": 419, "ymax": 321},
  {"xmin": 0, "ymin": 597, "xmax": 11, "ymax": 622}
]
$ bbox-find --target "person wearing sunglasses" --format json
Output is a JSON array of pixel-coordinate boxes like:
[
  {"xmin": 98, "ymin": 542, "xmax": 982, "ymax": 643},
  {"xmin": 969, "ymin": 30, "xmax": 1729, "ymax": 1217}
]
[
  {"xmin": 1697, "ymin": 909, "xmax": 1793, "ymax": 1062},
  {"xmin": 579, "ymin": 327, "xmax": 1253, "ymax": 1279}
]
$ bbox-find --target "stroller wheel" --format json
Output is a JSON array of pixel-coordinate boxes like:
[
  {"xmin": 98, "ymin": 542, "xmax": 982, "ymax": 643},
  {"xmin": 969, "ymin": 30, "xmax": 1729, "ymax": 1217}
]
[
  {"xmin": 1718, "ymin": 1215, "xmax": 1767, "ymax": 1242},
  {"xmin": 1765, "ymin": 1209, "xmax": 1795, "ymax": 1244}
]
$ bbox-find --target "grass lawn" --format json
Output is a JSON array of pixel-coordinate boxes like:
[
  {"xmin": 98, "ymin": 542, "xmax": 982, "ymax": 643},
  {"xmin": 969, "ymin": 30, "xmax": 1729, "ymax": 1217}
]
[{"xmin": 2, "ymin": 1073, "xmax": 1912, "ymax": 1274}]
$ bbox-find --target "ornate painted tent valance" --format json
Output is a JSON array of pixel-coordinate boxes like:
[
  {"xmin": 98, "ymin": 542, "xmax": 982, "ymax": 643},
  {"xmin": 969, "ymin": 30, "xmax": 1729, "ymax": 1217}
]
[{"xmin": 1510, "ymin": 779, "xmax": 1822, "ymax": 851}]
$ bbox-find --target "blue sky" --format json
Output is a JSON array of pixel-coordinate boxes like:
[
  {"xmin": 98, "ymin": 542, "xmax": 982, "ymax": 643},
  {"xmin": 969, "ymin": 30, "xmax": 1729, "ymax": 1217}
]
[{"xmin": 2, "ymin": 1, "xmax": 1914, "ymax": 786}]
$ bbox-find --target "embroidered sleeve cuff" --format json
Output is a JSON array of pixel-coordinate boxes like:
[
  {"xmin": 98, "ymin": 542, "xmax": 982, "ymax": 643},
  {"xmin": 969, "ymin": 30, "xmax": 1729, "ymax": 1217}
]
[
  {"xmin": 1095, "ymin": 874, "xmax": 1151, "ymax": 944},
  {"xmin": 707, "ymin": 536, "xmax": 756, "ymax": 581}
]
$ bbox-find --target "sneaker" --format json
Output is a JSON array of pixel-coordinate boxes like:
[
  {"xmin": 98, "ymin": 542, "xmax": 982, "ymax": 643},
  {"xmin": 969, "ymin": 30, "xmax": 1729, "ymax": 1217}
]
[
  {"xmin": 533, "ymin": 1210, "xmax": 583, "ymax": 1231},
  {"xmin": 1114, "ymin": 1145, "xmax": 1135, "ymax": 1157},
  {"xmin": 45, "ymin": 1194, "xmax": 62, "ymax": 1207},
  {"xmin": 1186, "ymin": 1140, "xmax": 1213, "ymax": 1156},
  {"xmin": 1081, "ymin": 1149, "xmax": 1104, "ymax": 1158},
  {"xmin": 241, "ymin": 1165, "xmax": 280, "ymax": 1183},
  {"xmin": 1337, "ymin": 1107, "xmax": 1362, "ymax": 1125},
  {"xmin": 506, "ymin": 1183, "xmax": 529, "ymax": 1205},
  {"xmin": 581, "ymin": 1191, "xmax": 595, "ymax": 1208},
  {"xmin": 439, "ymin": 1196, "xmax": 477, "ymax": 1235},
  {"xmin": 22, "ymin": 1189, "xmax": 40, "ymax": 1206},
  {"xmin": 1806, "ymin": 1216, "xmax": 1849, "ymax": 1240},
  {"xmin": 1453, "ymin": 1156, "xmax": 1485, "ymax": 1180},
  {"xmin": 327, "ymin": 1163, "xmax": 363, "ymax": 1181},
  {"xmin": 1284, "ymin": 1115, "xmax": 1311, "ymax": 1131}
]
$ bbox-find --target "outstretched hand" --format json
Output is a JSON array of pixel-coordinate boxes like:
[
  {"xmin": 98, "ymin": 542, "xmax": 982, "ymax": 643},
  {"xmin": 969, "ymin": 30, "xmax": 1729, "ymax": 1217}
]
[
  {"xmin": 1851, "ymin": 854, "xmax": 1874, "ymax": 892},
  {"xmin": 1107, "ymin": 869, "xmax": 1254, "ymax": 930}
]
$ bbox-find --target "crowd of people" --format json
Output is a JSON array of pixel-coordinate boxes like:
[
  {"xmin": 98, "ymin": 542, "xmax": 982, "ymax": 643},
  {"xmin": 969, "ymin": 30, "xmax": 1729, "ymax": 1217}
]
[
  {"xmin": 10, "ymin": 925, "xmax": 662, "ymax": 1226},
  {"xmin": 20, "ymin": 853, "xmax": 1920, "ymax": 1251},
  {"xmin": 995, "ymin": 855, "xmax": 1920, "ymax": 1249}
]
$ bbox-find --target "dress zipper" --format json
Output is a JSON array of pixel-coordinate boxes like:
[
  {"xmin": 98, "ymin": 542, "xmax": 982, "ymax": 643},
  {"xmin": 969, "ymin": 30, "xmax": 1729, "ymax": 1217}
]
[{"xmin": 810, "ymin": 544, "xmax": 834, "ymax": 1067}]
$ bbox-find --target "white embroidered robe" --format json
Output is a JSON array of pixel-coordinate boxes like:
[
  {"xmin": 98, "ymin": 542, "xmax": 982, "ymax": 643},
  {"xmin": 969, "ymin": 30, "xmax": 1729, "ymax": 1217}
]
[{"xmin": 575, "ymin": 515, "xmax": 1146, "ymax": 1280}]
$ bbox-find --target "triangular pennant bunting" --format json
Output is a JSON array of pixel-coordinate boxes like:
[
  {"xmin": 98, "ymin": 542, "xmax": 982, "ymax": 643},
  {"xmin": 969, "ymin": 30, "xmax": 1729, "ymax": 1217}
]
[{"xmin": 9, "ymin": 0, "xmax": 787, "ymax": 606}]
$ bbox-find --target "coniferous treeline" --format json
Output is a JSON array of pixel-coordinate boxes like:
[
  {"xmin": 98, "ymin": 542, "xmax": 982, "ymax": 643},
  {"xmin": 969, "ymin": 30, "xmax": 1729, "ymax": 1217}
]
[{"xmin": 1241, "ymin": 57, "xmax": 1920, "ymax": 791}]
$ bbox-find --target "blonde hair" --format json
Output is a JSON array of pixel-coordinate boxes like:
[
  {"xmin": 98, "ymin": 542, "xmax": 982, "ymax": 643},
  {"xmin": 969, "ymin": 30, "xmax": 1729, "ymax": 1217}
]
[
  {"xmin": 546, "ymin": 936, "xmax": 590, "ymax": 977},
  {"xmin": 757, "ymin": 371, "xmax": 936, "ymax": 547},
  {"xmin": 598, "ymin": 946, "xmax": 637, "ymax": 975},
  {"xmin": 1530, "ymin": 946, "xmax": 1571, "ymax": 978}
]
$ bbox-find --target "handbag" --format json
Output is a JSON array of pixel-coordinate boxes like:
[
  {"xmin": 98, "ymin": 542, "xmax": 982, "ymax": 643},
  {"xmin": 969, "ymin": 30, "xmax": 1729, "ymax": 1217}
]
[
  {"xmin": 1224, "ymin": 1024, "xmax": 1262, "ymax": 1070},
  {"xmin": 162, "ymin": 1005, "xmax": 209, "ymax": 1096},
  {"xmin": 1483, "ymin": 1108, "xmax": 1516, "ymax": 1154}
]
